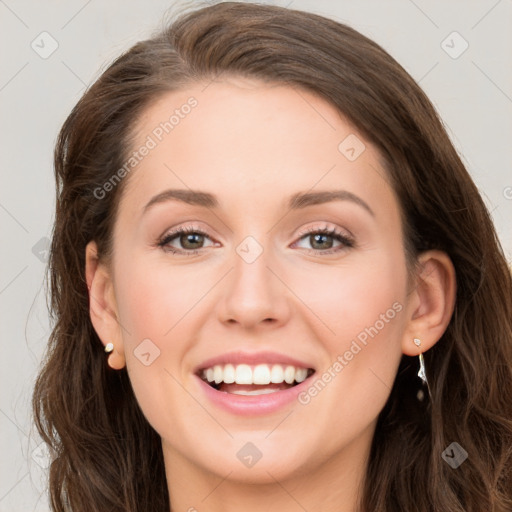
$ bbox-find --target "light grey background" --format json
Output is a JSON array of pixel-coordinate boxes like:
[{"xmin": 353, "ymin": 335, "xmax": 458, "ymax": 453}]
[{"xmin": 1, "ymin": 0, "xmax": 511, "ymax": 510}]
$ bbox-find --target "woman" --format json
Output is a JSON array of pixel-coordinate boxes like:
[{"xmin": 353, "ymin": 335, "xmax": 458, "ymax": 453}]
[{"xmin": 32, "ymin": 2, "xmax": 512, "ymax": 511}]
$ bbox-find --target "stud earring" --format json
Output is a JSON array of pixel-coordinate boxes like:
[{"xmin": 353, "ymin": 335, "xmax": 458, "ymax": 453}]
[
  {"xmin": 105, "ymin": 342, "xmax": 114, "ymax": 353},
  {"xmin": 413, "ymin": 338, "xmax": 431, "ymax": 401}
]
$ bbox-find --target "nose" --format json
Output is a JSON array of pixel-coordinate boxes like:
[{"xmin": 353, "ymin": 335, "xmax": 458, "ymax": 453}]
[{"xmin": 217, "ymin": 238, "xmax": 292, "ymax": 330}]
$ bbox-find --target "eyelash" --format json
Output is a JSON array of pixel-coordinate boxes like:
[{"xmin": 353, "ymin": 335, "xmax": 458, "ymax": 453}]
[{"xmin": 157, "ymin": 224, "xmax": 355, "ymax": 256}]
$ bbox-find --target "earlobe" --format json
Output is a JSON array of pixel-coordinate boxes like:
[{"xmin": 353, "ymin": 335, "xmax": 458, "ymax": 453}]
[
  {"xmin": 85, "ymin": 241, "xmax": 126, "ymax": 369},
  {"xmin": 402, "ymin": 250, "xmax": 456, "ymax": 356}
]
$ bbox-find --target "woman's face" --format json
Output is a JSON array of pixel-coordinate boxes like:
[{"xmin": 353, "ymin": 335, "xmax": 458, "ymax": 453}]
[{"xmin": 104, "ymin": 77, "xmax": 413, "ymax": 484}]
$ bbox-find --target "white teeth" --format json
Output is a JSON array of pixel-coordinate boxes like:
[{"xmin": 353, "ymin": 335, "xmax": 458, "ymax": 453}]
[
  {"xmin": 223, "ymin": 363, "xmax": 235, "ymax": 384},
  {"xmin": 253, "ymin": 364, "xmax": 271, "ymax": 385},
  {"xmin": 270, "ymin": 364, "xmax": 284, "ymax": 383},
  {"xmin": 202, "ymin": 363, "xmax": 311, "ymax": 385},
  {"xmin": 213, "ymin": 365, "xmax": 223, "ymax": 384},
  {"xmin": 235, "ymin": 364, "xmax": 252, "ymax": 384},
  {"xmin": 295, "ymin": 368, "xmax": 308, "ymax": 383},
  {"xmin": 284, "ymin": 365, "xmax": 295, "ymax": 384}
]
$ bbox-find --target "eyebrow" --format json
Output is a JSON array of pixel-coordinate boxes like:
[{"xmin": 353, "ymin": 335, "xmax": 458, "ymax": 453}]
[
  {"xmin": 143, "ymin": 189, "xmax": 217, "ymax": 212},
  {"xmin": 288, "ymin": 190, "xmax": 374, "ymax": 216},
  {"xmin": 143, "ymin": 189, "xmax": 375, "ymax": 217}
]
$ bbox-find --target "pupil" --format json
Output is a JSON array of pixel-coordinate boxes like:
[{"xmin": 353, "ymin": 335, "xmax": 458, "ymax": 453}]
[
  {"xmin": 182, "ymin": 233, "xmax": 203, "ymax": 249},
  {"xmin": 312, "ymin": 233, "xmax": 332, "ymax": 249}
]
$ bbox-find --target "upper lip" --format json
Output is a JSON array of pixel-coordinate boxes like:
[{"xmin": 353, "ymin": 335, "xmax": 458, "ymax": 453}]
[{"xmin": 194, "ymin": 350, "xmax": 316, "ymax": 373}]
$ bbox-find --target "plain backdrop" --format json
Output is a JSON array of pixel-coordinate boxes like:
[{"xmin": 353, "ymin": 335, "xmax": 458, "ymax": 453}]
[{"xmin": 1, "ymin": 0, "xmax": 511, "ymax": 510}]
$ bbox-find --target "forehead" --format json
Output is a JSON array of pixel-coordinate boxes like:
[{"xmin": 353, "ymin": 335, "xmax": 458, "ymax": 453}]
[{"xmin": 119, "ymin": 77, "xmax": 397, "ymax": 220}]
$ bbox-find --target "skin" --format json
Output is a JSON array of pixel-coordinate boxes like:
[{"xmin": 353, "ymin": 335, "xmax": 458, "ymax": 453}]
[{"xmin": 86, "ymin": 77, "xmax": 456, "ymax": 512}]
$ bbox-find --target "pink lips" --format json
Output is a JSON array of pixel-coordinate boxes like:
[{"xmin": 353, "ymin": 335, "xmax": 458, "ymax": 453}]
[
  {"xmin": 193, "ymin": 350, "xmax": 316, "ymax": 416},
  {"xmin": 195, "ymin": 374, "xmax": 314, "ymax": 415}
]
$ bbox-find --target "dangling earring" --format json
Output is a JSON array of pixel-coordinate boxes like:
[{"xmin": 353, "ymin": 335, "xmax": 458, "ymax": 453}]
[
  {"xmin": 105, "ymin": 342, "xmax": 114, "ymax": 353},
  {"xmin": 413, "ymin": 338, "xmax": 431, "ymax": 401}
]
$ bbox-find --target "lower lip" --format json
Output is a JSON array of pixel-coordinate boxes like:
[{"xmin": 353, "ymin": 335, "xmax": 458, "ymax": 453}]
[{"xmin": 195, "ymin": 375, "xmax": 314, "ymax": 416}]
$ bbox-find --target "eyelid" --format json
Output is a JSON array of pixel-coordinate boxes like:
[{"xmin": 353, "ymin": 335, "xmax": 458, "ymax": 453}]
[
  {"xmin": 158, "ymin": 221, "xmax": 214, "ymax": 238},
  {"xmin": 294, "ymin": 223, "xmax": 353, "ymax": 240}
]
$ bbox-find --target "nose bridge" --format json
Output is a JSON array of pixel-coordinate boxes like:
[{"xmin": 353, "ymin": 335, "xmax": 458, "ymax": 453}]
[{"xmin": 218, "ymin": 232, "xmax": 290, "ymax": 327}]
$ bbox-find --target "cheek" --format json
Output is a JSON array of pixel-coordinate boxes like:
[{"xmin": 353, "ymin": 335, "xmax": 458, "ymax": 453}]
[
  {"xmin": 112, "ymin": 257, "xmax": 210, "ymax": 438},
  {"xmin": 292, "ymin": 247, "xmax": 407, "ymax": 427},
  {"xmin": 112, "ymin": 255, "xmax": 217, "ymax": 415},
  {"xmin": 114, "ymin": 254, "xmax": 210, "ymax": 343},
  {"xmin": 287, "ymin": 246, "xmax": 407, "ymax": 347}
]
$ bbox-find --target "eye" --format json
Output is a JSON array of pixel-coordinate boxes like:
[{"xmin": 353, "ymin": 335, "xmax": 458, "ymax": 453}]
[
  {"xmin": 157, "ymin": 226, "xmax": 217, "ymax": 255},
  {"xmin": 157, "ymin": 224, "xmax": 354, "ymax": 256},
  {"xmin": 293, "ymin": 225, "xmax": 354, "ymax": 254}
]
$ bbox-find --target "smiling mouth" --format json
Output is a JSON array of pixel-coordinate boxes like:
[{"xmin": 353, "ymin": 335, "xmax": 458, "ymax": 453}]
[{"xmin": 197, "ymin": 363, "xmax": 315, "ymax": 395}]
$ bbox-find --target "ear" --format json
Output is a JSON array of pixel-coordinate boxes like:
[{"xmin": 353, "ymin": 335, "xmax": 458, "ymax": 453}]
[
  {"xmin": 401, "ymin": 250, "xmax": 456, "ymax": 356},
  {"xmin": 85, "ymin": 241, "xmax": 126, "ymax": 369}
]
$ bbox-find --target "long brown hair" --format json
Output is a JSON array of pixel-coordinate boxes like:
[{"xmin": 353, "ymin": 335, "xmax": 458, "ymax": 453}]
[{"xmin": 33, "ymin": 2, "xmax": 512, "ymax": 510}]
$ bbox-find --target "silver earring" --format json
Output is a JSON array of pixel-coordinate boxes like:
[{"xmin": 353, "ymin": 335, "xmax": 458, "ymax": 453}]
[
  {"xmin": 105, "ymin": 342, "xmax": 114, "ymax": 353},
  {"xmin": 413, "ymin": 338, "xmax": 431, "ymax": 401},
  {"xmin": 418, "ymin": 352, "xmax": 427, "ymax": 384}
]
